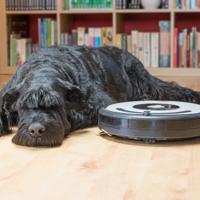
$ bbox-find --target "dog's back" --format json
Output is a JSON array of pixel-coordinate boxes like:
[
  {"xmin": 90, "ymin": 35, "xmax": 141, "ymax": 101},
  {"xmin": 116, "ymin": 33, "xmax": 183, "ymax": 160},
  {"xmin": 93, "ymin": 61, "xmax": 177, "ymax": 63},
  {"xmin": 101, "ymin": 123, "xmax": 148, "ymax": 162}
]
[{"xmin": 4, "ymin": 46, "xmax": 133, "ymax": 103}]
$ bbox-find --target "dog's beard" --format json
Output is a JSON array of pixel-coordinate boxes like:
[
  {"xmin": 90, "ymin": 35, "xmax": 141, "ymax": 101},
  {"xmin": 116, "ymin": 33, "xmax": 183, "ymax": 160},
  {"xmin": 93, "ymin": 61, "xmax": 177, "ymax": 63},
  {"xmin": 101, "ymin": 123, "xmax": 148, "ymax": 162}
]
[{"xmin": 12, "ymin": 120, "xmax": 65, "ymax": 147}]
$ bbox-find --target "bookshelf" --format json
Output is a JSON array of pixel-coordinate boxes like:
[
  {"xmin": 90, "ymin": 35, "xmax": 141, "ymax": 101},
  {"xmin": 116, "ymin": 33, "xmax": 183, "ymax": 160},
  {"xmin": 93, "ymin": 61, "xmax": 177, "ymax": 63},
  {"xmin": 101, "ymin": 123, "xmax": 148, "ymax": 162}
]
[{"xmin": 1, "ymin": 0, "xmax": 200, "ymax": 78}]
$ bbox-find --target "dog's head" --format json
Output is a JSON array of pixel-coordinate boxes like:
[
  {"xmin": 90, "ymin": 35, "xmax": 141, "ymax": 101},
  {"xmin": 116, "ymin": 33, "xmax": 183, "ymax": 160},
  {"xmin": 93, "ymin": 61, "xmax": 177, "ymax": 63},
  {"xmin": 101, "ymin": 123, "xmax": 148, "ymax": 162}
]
[
  {"xmin": 13, "ymin": 78, "xmax": 84, "ymax": 147},
  {"xmin": 12, "ymin": 87, "xmax": 70, "ymax": 147}
]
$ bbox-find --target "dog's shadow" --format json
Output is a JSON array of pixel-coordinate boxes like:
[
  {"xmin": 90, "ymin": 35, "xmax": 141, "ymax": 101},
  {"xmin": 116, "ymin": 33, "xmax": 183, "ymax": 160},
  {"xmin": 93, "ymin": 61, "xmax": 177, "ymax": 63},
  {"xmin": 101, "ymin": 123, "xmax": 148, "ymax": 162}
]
[{"xmin": 98, "ymin": 132, "xmax": 200, "ymax": 147}]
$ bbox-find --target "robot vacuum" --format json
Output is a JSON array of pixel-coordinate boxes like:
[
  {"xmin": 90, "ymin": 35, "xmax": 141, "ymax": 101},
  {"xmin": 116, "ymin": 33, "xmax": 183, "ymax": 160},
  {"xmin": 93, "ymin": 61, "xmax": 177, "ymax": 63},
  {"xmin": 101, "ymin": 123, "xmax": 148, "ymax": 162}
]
[{"xmin": 98, "ymin": 101, "xmax": 200, "ymax": 143}]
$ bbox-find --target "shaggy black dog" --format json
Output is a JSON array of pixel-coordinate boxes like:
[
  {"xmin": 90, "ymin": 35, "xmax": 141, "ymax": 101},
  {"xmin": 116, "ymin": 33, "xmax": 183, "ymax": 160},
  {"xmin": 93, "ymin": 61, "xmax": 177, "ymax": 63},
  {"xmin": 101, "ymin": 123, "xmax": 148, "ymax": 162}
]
[{"xmin": 0, "ymin": 46, "xmax": 200, "ymax": 147}]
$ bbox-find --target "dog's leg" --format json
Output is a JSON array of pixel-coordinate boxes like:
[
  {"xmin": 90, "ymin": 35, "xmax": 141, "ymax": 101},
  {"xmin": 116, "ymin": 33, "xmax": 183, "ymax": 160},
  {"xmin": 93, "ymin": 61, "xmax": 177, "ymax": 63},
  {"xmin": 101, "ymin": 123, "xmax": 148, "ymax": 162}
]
[
  {"xmin": 0, "ymin": 95, "xmax": 10, "ymax": 136},
  {"xmin": 0, "ymin": 96, "xmax": 19, "ymax": 136},
  {"xmin": 0, "ymin": 110, "xmax": 9, "ymax": 136},
  {"xmin": 0, "ymin": 80, "xmax": 20, "ymax": 136},
  {"xmin": 124, "ymin": 53, "xmax": 200, "ymax": 103}
]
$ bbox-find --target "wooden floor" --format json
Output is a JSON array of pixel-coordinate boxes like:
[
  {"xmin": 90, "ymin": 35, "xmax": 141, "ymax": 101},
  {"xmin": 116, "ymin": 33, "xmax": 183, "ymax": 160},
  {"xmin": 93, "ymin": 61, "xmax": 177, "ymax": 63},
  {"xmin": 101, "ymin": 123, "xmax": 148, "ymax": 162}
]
[
  {"xmin": 1, "ymin": 128, "xmax": 200, "ymax": 200},
  {"xmin": 1, "ymin": 75, "xmax": 200, "ymax": 199}
]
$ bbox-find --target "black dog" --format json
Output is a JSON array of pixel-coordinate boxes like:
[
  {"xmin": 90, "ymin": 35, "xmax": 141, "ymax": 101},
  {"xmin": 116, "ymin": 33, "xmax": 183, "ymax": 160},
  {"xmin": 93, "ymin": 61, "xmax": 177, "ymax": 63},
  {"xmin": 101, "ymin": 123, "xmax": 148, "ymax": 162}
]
[{"xmin": 0, "ymin": 46, "xmax": 200, "ymax": 147}]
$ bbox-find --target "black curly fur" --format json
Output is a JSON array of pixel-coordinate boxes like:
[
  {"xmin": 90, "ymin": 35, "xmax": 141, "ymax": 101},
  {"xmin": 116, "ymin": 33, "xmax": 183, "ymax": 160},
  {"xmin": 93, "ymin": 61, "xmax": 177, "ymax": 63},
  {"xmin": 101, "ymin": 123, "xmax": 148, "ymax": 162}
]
[{"xmin": 0, "ymin": 45, "xmax": 200, "ymax": 147}]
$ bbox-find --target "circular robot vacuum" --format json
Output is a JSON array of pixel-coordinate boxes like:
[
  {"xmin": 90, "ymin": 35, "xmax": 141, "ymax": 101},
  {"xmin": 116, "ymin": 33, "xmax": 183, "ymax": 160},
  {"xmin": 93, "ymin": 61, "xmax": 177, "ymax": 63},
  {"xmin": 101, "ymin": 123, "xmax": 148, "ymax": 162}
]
[{"xmin": 98, "ymin": 101, "xmax": 200, "ymax": 143}]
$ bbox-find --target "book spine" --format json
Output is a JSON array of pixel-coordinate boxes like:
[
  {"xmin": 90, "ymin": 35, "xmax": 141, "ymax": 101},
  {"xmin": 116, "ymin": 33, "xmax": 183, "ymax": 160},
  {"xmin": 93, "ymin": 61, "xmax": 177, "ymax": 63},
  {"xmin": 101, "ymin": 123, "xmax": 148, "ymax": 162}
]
[
  {"xmin": 10, "ymin": 35, "xmax": 17, "ymax": 66},
  {"xmin": 72, "ymin": 29, "xmax": 78, "ymax": 45},
  {"xmin": 16, "ymin": 39, "xmax": 22, "ymax": 66},
  {"xmin": 179, "ymin": 32, "xmax": 183, "ymax": 67},
  {"xmin": 131, "ymin": 30, "xmax": 137, "ymax": 57},
  {"xmin": 189, "ymin": 31, "xmax": 193, "ymax": 68},
  {"xmin": 138, "ymin": 32, "xmax": 144, "ymax": 64},
  {"xmin": 106, "ymin": 27, "xmax": 113, "ymax": 46},
  {"xmin": 115, "ymin": 33, "xmax": 122, "ymax": 48},
  {"xmin": 5, "ymin": 0, "xmax": 58, "ymax": 10},
  {"xmin": 159, "ymin": 20, "xmax": 170, "ymax": 67},
  {"xmin": 94, "ymin": 28, "xmax": 101, "ymax": 47},
  {"xmin": 173, "ymin": 28, "xmax": 178, "ymax": 68},
  {"xmin": 127, "ymin": 35, "xmax": 132, "ymax": 53},
  {"xmin": 78, "ymin": 27, "xmax": 85, "ymax": 46},
  {"xmin": 146, "ymin": 33, "xmax": 151, "ymax": 67},
  {"xmin": 186, "ymin": 34, "xmax": 190, "ymax": 67},
  {"xmin": 151, "ymin": 32, "xmax": 159, "ymax": 68},
  {"xmin": 47, "ymin": 18, "xmax": 51, "ymax": 47},
  {"xmin": 197, "ymin": 32, "xmax": 200, "ymax": 68},
  {"xmin": 143, "ymin": 33, "xmax": 147, "ymax": 66},
  {"xmin": 192, "ymin": 27, "xmax": 198, "ymax": 68},
  {"xmin": 51, "ymin": 20, "xmax": 55, "ymax": 46},
  {"xmin": 88, "ymin": 28, "xmax": 94, "ymax": 46},
  {"xmin": 84, "ymin": 33, "xmax": 90, "ymax": 46},
  {"xmin": 60, "ymin": 33, "xmax": 64, "ymax": 45},
  {"xmin": 64, "ymin": 0, "xmax": 69, "ymax": 10},
  {"xmin": 183, "ymin": 29, "xmax": 187, "ymax": 67},
  {"xmin": 38, "ymin": 18, "xmax": 41, "ymax": 47},
  {"xmin": 121, "ymin": 33, "xmax": 127, "ymax": 51}
]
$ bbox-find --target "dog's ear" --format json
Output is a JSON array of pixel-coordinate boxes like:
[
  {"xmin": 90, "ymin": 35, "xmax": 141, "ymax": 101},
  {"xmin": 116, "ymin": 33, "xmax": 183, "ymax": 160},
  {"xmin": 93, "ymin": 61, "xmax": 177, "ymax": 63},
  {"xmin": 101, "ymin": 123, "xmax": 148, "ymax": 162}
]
[
  {"xmin": 56, "ymin": 79, "xmax": 84, "ymax": 102},
  {"xmin": 1, "ymin": 82, "xmax": 23, "ymax": 111}
]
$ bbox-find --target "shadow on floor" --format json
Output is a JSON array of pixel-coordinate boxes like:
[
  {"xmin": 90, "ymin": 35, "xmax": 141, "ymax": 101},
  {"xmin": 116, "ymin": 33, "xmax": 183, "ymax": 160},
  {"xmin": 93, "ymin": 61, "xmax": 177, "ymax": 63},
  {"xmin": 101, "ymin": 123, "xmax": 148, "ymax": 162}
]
[{"xmin": 99, "ymin": 131, "xmax": 200, "ymax": 147}]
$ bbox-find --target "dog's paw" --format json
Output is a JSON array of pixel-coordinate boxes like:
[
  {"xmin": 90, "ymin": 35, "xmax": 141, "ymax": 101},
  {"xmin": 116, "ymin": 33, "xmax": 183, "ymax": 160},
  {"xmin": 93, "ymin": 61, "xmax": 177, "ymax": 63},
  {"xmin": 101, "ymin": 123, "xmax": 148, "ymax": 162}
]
[
  {"xmin": 0, "ymin": 113, "xmax": 9, "ymax": 136},
  {"xmin": 0, "ymin": 119, "xmax": 5, "ymax": 136}
]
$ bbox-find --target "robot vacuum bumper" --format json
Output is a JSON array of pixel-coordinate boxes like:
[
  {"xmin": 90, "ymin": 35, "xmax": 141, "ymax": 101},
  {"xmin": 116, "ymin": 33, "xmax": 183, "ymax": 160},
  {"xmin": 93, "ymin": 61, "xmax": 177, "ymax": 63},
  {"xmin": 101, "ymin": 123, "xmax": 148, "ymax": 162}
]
[{"xmin": 98, "ymin": 101, "xmax": 200, "ymax": 142}]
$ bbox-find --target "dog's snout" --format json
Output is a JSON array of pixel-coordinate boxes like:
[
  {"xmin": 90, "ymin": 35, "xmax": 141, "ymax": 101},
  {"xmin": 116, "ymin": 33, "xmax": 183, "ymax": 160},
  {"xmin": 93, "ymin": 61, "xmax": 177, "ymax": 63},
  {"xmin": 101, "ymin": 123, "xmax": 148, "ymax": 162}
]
[{"xmin": 28, "ymin": 123, "xmax": 45, "ymax": 137}]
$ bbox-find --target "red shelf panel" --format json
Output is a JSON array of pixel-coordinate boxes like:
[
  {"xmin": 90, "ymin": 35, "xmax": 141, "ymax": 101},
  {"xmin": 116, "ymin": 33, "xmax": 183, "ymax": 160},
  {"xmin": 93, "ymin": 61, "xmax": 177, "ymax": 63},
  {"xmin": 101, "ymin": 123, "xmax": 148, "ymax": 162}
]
[
  {"xmin": 118, "ymin": 13, "xmax": 170, "ymax": 33},
  {"xmin": 29, "ymin": 14, "xmax": 56, "ymax": 44},
  {"xmin": 71, "ymin": 14, "xmax": 112, "ymax": 29},
  {"xmin": 175, "ymin": 13, "xmax": 200, "ymax": 31}
]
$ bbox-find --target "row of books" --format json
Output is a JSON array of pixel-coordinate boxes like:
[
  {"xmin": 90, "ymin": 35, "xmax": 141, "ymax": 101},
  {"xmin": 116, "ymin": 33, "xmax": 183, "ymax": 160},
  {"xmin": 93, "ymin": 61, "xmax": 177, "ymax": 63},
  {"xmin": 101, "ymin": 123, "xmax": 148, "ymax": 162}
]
[
  {"xmin": 115, "ymin": 21, "xmax": 170, "ymax": 68},
  {"xmin": 60, "ymin": 27, "xmax": 113, "ymax": 47},
  {"xmin": 174, "ymin": 27, "xmax": 200, "ymax": 68},
  {"xmin": 10, "ymin": 34, "xmax": 32, "ymax": 66},
  {"xmin": 175, "ymin": 0, "xmax": 200, "ymax": 9},
  {"xmin": 115, "ymin": 32, "xmax": 159, "ymax": 67},
  {"xmin": 71, "ymin": 0, "xmax": 112, "ymax": 8},
  {"xmin": 116, "ymin": 0, "xmax": 169, "ymax": 9},
  {"xmin": 38, "ymin": 18, "xmax": 57, "ymax": 48},
  {"xmin": 116, "ymin": 0, "xmax": 141, "ymax": 9},
  {"xmin": 63, "ymin": 0, "xmax": 69, "ymax": 10},
  {"xmin": 9, "ymin": 17, "xmax": 57, "ymax": 66},
  {"xmin": 6, "ymin": 0, "xmax": 56, "ymax": 10}
]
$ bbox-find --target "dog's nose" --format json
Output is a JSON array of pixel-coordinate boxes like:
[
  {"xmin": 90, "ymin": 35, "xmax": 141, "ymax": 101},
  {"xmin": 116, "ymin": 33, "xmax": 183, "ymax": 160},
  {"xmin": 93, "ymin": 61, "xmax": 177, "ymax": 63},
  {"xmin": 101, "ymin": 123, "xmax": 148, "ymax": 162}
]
[{"xmin": 28, "ymin": 123, "xmax": 45, "ymax": 137}]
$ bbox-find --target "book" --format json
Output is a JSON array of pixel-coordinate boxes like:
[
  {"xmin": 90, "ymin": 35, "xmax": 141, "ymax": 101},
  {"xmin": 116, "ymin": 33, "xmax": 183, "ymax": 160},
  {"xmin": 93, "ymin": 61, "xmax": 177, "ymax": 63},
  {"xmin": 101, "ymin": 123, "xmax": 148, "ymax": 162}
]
[
  {"xmin": 151, "ymin": 32, "xmax": 159, "ymax": 68},
  {"xmin": 63, "ymin": 0, "xmax": 69, "ymax": 10},
  {"xmin": 116, "ymin": 0, "xmax": 142, "ymax": 9},
  {"xmin": 38, "ymin": 18, "xmax": 57, "ymax": 48},
  {"xmin": 94, "ymin": 28, "xmax": 101, "ymax": 47},
  {"xmin": 77, "ymin": 27, "xmax": 86, "ymax": 46},
  {"xmin": 71, "ymin": 0, "xmax": 112, "ymax": 8},
  {"xmin": 131, "ymin": 30, "xmax": 138, "ymax": 58},
  {"xmin": 175, "ymin": 0, "xmax": 199, "ymax": 9},
  {"xmin": 10, "ymin": 34, "xmax": 20, "ymax": 66},
  {"xmin": 116, "ymin": 30, "xmax": 160, "ymax": 68},
  {"xmin": 10, "ymin": 36, "xmax": 32, "ymax": 67},
  {"xmin": 121, "ymin": 33, "xmax": 128, "ymax": 51},
  {"xmin": 174, "ymin": 27, "xmax": 200, "ymax": 68},
  {"xmin": 88, "ymin": 28, "xmax": 95, "ymax": 46},
  {"xmin": 159, "ymin": 20, "xmax": 170, "ymax": 67},
  {"xmin": 115, "ymin": 33, "xmax": 122, "ymax": 48},
  {"xmin": 6, "ymin": 0, "xmax": 56, "ymax": 10},
  {"xmin": 173, "ymin": 28, "xmax": 178, "ymax": 68},
  {"xmin": 60, "ymin": 27, "xmax": 113, "ymax": 47},
  {"xmin": 197, "ymin": 32, "xmax": 200, "ymax": 68}
]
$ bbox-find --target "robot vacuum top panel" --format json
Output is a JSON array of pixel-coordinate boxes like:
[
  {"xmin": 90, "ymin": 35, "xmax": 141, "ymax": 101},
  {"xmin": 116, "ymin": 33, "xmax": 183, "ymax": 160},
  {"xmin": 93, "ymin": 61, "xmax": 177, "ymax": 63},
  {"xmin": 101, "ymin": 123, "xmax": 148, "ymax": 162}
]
[{"xmin": 98, "ymin": 101, "xmax": 200, "ymax": 142}]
